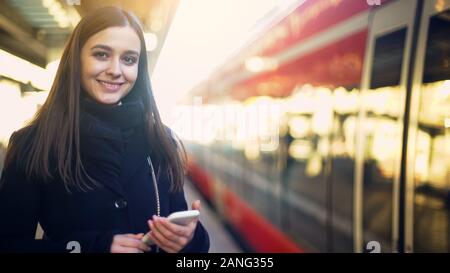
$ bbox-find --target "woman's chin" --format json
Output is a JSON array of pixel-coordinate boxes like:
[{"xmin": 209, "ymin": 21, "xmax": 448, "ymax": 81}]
[{"xmin": 93, "ymin": 94, "xmax": 122, "ymax": 105}]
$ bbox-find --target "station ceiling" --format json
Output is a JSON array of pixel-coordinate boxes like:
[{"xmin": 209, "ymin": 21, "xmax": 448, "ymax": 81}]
[{"xmin": 0, "ymin": 0, "xmax": 179, "ymax": 71}]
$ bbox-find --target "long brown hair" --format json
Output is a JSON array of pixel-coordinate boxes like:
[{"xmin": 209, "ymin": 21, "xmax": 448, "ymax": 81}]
[{"xmin": 3, "ymin": 6, "xmax": 186, "ymax": 192}]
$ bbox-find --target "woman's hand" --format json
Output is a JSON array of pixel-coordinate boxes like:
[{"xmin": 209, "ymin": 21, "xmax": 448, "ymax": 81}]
[
  {"xmin": 110, "ymin": 233, "xmax": 151, "ymax": 253},
  {"xmin": 146, "ymin": 200, "xmax": 201, "ymax": 253}
]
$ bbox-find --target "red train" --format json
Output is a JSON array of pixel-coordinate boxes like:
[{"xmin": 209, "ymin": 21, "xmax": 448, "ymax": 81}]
[{"xmin": 178, "ymin": 0, "xmax": 449, "ymax": 252}]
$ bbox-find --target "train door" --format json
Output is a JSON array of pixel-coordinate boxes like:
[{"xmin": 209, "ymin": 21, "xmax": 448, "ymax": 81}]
[
  {"xmin": 355, "ymin": 0, "xmax": 419, "ymax": 252},
  {"xmin": 405, "ymin": 0, "xmax": 450, "ymax": 252}
]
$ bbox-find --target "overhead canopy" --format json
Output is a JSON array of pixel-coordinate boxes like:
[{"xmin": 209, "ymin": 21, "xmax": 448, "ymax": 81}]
[{"xmin": 0, "ymin": 0, "xmax": 179, "ymax": 71}]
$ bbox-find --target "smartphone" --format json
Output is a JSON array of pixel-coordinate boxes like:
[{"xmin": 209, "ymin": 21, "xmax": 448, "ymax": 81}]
[{"xmin": 142, "ymin": 210, "xmax": 200, "ymax": 245}]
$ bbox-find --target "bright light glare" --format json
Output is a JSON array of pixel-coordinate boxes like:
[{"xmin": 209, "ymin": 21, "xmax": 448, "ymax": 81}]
[
  {"xmin": 152, "ymin": 0, "xmax": 287, "ymax": 123},
  {"xmin": 244, "ymin": 56, "xmax": 278, "ymax": 73},
  {"xmin": 144, "ymin": 32, "xmax": 158, "ymax": 52},
  {"xmin": 0, "ymin": 82, "xmax": 48, "ymax": 145},
  {"xmin": 0, "ymin": 49, "xmax": 51, "ymax": 90}
]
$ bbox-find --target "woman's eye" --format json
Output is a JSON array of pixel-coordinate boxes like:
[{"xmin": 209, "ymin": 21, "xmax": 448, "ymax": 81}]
[
  {"xmin": 93, "ymin": 52, "xmax": 108, "ymax": 59},
  {"xmin": 123, "ymin": 56, "xmax": 137, "ymax": 65}
]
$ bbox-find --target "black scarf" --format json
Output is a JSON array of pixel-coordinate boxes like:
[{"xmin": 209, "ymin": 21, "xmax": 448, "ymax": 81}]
[{"xmin": 79, "ymin": 92, "xmax": 147, "ymax": 132}]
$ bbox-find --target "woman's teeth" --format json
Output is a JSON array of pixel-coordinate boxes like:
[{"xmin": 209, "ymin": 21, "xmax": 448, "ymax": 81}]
[{"xmin": 98, "ymin": 80, "xmax": 123, "ymax": 91}]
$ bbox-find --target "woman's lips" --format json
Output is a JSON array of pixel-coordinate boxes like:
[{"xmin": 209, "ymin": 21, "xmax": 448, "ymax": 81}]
[{"xmin": 96, "ymin": 80, "xmax": 124, "ymax": 92}]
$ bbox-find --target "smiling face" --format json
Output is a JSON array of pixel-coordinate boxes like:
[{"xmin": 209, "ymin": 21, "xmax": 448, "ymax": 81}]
[{"xmin": 80, "ymin": 26, "xmax": 141, "ymax": 105}]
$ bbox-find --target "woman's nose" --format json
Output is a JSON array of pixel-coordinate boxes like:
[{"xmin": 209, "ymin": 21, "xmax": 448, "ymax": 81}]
[{"xmin": 106, "ymin": 58, "xmax": 121, "ymax": 77}]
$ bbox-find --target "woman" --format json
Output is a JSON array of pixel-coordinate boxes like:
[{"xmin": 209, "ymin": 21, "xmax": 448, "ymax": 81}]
[{"xmin": 0, "ymin": 6, "xmax": 209, "ymax": 253}]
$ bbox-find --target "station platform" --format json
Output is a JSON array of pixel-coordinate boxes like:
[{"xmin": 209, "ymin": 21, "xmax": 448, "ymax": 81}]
[{"xmin": 184, "ymin": 180, "xmax": 242, "ymax": 253}]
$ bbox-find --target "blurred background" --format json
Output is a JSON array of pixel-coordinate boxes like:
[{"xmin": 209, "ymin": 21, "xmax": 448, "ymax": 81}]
[{"xmin": 0, "ymin": 0, "xmax": 449, "ymax": 252}]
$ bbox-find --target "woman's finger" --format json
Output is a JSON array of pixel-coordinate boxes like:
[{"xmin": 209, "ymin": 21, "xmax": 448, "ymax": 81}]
[
  {"xmin": 152, "ymin": 217, "xmax": 179, "ymax": 242},
  {"xmin": 149, "ymin": 232, "xmax": 177, "ymax": 253},
  {"xmin": 150, "ymin": 219, "xmax": 181, "ymax": 246},
  {"xmin": 124, "ymin": 233, "xmax": 144, "ymax": 239},
  {"xmin": 113, "ymin": 245, "xmax": 144, "ymax": 253},
  {"xmin": 153, "ymin": 216, "xmax": 192, "ymax": 247},
  {"xmin": 156, "ymin": 216, "xmax": 192, "ymax": 238},
  {"xmin": 150, "ymin": 220, "xmax": 182, "ymax": 251},
  {"xmin": 116, "ymin": 235, "xmax": 151, "ymax": 252},
  {"xmin": 191, "ymin": 200, "xmax": 201, "ymax": 210}
]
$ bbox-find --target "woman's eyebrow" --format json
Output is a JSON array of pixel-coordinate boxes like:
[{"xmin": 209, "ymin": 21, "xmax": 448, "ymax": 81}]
[{"xmin": 91, "ymin": 44, "xmax": 140, "ymax": 56}]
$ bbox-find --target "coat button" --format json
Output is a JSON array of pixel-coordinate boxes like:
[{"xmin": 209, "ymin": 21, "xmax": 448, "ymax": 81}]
[{"xmin": 114, "ymin": 199, "xmax": 128, "ymax": 209}]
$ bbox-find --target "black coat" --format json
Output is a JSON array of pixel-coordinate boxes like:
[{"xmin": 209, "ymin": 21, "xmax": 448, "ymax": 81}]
[{"xmin": 0, "ymin": 98, "xmax": 209, "ymax": 253}]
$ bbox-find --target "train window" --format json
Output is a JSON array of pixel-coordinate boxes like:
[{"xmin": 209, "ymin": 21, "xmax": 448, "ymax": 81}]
[
  {"xmin": 413, "ymin": 9, "xmax": 450, "ymax": 253},
  {"xmin": 370, "ymin": 29, "xmax": 407, "ymax": 89},
  {"xmin": 422, "ymin": 10, "xmax": 450, "ymax": 84},
  {"xmin": 363, "ymin": 27, "xmax": 408, "ymax": 252}
]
